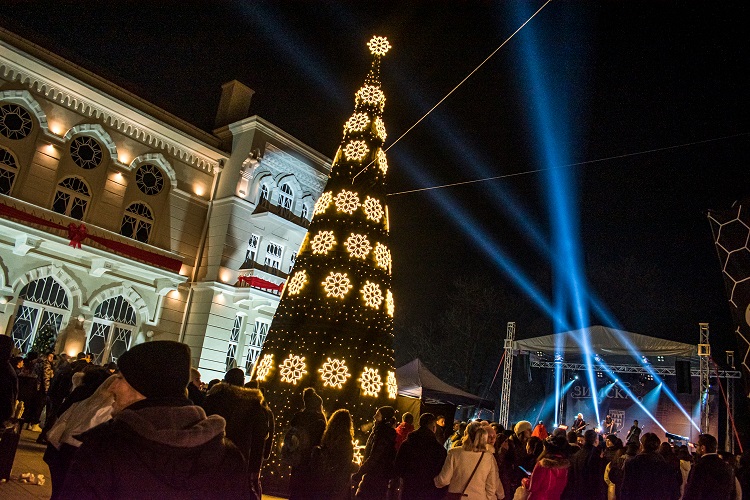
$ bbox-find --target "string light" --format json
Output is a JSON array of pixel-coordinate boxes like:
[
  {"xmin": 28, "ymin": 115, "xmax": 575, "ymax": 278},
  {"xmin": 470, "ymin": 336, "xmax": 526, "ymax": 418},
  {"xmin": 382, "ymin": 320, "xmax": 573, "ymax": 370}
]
[
  {"xmin": 360, "ymin": 367, "xmax": 383, "ymax": 396},
  {"xmin": 377, "ymin": 149, "xmax": 388, "ymax": 175},
  {"xmin": 374, "ymin": 243, "xmax": 391, "ymax": 272},
  {"xmin": 335, "ymin": 190, "xmax": 360, "ymax": 214},
  {"xmin": 356, "ymin": 85, "xmax": 385, "ymax": 109},
  {"xmin": 314, "ymin": 191, "xmax": 332, "ymax": 215},
  {"xmin": 344, "ymin": 140, "xmax": 370, "ymax": 162},
  {"xmin": 256, "ymin": 354, "xmax": 274, "ymax": 381},
  {"xmin": 279, "ymin": 354, "xmax": 307, "ymax": 385},
  {"xmin": 345, "ymin": 233, "xmax": 371, "ymax": 259},
  {"xmin": 318, "ymin": 358, "xmax": 352, "ymax": 389},
  {"xmin": 386, "ymin": 290, "xmax": 395, "ymax": 317},
  {"xmin": 374, "ymin": 117, "xmax": 387, "ymax": 141},
  {"xmin": 361, "ymin": 281, "xmax": 383, "ymax": 309},
  {"xmin": 363, "ymin": 196, "xmax": 384, "ymax": 222},
  {"xmin": 286, "ymin": 270, "xmax": 307, "ymax": 296},
  {"xmin": 386, "ymin": 371, "xmax": 397, "ymax": 399},
  {"xmin": 367, "ymin": 36, "xmax": 391, "ymax": 57},
  {"xmin": 346, "ymin": 113, "xmax": 370, "ymax": 132},
  {"xmin": 322, "ymin": 272, "xmax": 353, "ymax": 298},
  {"xmin": 311, "ymin": 231, "xmax": 336, "ymax": 255}
]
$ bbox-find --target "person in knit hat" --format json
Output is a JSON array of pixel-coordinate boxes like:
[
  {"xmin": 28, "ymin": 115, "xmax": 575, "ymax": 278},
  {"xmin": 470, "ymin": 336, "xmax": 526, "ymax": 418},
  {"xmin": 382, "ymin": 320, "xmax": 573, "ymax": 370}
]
[
  {"xmin": 498, "ymin": 420, "xmax": 534, "ymax": 496},
  {"xmin": 59, "ymin": 341, "xmax": 250, "ymax": 499},
  {"xmin": 354, "ymin": 406, "xmax": 397, "ymax": 499},
  {"xmin": 288, "ymin": 387, "xmax": 327, "ymax": 500}
]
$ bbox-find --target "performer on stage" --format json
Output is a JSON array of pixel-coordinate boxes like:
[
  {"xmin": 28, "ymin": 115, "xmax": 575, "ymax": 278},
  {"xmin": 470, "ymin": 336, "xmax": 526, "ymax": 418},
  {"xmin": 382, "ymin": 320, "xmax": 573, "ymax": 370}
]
[
  {"xmin": 626, "ymin": 419, "xmax": 641, "ymax": 445},
  {"xmin": 601, "ymin": 414, "xmax": 617, "ymax": 435},
  {"xmin": 571, "ymin": 413, "xmax": 587, "ymax": 435}
]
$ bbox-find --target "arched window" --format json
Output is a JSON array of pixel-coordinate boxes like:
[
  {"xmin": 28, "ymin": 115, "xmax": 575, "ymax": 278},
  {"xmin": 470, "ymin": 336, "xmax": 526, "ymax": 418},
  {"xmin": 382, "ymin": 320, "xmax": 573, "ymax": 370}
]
[
  {"xmin": 0, "ymin": 147, "xmax": 18, "ymax": 195},
  {"xmin": 226, "ymin": 315, "xmax": 242, "ymax": 371},
  {"xmin": 10, "ymin": 276, "xmax": 70, "ymax": 354},
  {"xmin": 86, "ymin": 295, "xmax": 137, "ymax": 364},
  {"xmin": 69, "ymin": 136, "xmax": 103, "ymax": 170},
  {"xmin": 301, "ymin": 204, "xmax": 309, "ymax": 220},
  {"xmin": 120, "ymin": 202, "xmax": 153, "ymax": 243},
  {"xmin": 244, "ymin": 318, "xmax": 270, "ymax": 371},
  {"xmin": 277, "ymin": 183, "xmax": 293, "ymax": 210},
  {"xmin": 259, "ymin": 184, "xmax": 269, "ymax": 202},
  {"xmin": 52, "ymin": 176, "xmax": 90, "ymax": 220},
  {"xmin": 0, "ymin": 103, "xmax": 33, "ymax": 140},
  {"xmin": 135, "ymin": 164, "xmax": 165, "ymax": 195}
]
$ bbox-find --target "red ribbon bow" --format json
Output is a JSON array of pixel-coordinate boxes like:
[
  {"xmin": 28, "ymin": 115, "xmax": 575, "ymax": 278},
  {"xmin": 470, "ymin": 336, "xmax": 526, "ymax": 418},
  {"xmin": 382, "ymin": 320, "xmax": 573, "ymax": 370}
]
[{"xmin": 67, "ymin": 223, "xmax": 87, "ymax": 249}]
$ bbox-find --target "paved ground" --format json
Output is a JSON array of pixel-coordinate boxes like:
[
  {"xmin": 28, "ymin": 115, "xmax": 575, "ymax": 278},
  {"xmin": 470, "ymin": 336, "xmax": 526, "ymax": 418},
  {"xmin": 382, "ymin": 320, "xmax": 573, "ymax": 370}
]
[
  {"xmin": 0, "ymin": 429, "xmax": 51, "ymax": 499},
  {"xmin": 0, "ymin": 428, "xmax": 286, "ymax": 499}
]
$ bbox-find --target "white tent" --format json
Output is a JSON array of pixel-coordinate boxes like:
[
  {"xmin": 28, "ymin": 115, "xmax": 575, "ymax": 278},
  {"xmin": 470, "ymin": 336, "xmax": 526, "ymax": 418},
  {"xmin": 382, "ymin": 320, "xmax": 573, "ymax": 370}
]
[{"xmin": 514, "ymin": 325, "xmax": 697, "ymax": 359}]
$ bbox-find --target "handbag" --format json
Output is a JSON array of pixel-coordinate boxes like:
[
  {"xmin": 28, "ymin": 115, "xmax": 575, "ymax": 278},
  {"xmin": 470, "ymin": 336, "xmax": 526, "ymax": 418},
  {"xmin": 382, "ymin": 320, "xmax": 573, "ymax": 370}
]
[{"xmin": 444, "ymin": 452, "xmax": 485, "ymax": 499}]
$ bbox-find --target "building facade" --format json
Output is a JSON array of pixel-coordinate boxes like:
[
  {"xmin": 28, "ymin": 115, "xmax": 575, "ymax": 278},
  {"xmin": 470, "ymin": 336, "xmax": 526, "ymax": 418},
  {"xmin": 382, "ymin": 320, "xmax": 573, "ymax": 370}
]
[{"xmin": 0, "ymin": 29, "xmax": 330, "ymax": 381}]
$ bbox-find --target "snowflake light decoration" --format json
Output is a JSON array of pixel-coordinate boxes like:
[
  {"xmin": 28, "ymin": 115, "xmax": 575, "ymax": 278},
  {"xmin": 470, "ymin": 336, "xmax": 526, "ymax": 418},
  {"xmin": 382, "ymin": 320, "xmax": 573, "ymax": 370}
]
[
  {"xmin": 344, "ymin": 140, "xmax": 370, "ymax": 162},
  {"xmin": 386, "ymin": 371, "xmax": 397, "ymax": 399},
  {"xmin": 311, "ymin": 231, "xmax": 336, "ymax": 255},
  {"xmin": 353, "ymin": 439, "xmax": 365, "ymax": 465},
  {"xmin": 374, "ymin": 117, "xmax": 387, "ymax": 141},
  {"xmin": 345, "ymin": 233, "xmax": 372, "ymax": 259},
  {"xmin": 346, "ymin": 113, "xmax": 370, "ymax": 133},
  {"xmin": 360, "ymin": 367, "xmax": 383, "ymax": 397},
  {"xmin": 335, "ymin": 190, "xmax": 360, "ymax": 214},
  {"xmin": 314, "ymin": 191, "xmax": 332, "ymax": 215},
  {"xmin": 255, "ymin": 354, "xmax": 274, "ymax": 381},
  {"xmin": 323, "ymin": 272, "xmax": 353, "ymax": 298},
  {"xmin": 356, "ymin": 85, "xmax": 385, "ymax": 108},
  {"xmin": 386, "ymin": 289, "xmax": 395, "ymax": 317},
  {"xmin": 318, "ymin": 358, "xmax": 352, "ymax": 389},
  {"xmin": 367, "ymin": 36, "xmax": 391, "ymax": 57},
  {"xmin": 377, "ymin": 149, "xmax": 388, "ymax": 175},
  {"xmin": 279, "ymin": 354, "xmax": 307, "ymax": 385},
  {"xmin": 286, "ymin": 270, "xmax": 307, "ymax": 296},
  {"xmin": 374, "ymin": 243, "xmax": 391, "ymax": 272},
  {"xmin": 361, "ymin": 281, "xmax": 384, "ymax": 309},
  {"xmin": 363, "ymin": 196, "xmax": 383, "ymax": 222}
]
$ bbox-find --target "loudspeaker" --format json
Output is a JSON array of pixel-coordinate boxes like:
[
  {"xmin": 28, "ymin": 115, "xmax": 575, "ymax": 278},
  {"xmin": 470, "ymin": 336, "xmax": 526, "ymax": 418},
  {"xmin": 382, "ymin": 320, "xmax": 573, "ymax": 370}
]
[{"xmin": 675, "ymin": 360, "xmax": 692, "ymax": 394}]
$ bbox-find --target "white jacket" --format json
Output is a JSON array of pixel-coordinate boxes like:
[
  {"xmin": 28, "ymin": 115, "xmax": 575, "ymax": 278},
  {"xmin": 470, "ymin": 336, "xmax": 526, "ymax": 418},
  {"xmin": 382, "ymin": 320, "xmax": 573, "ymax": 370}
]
[{"xmin": 435, "ymin": 448, "xmax": 504, "ymax": 499}]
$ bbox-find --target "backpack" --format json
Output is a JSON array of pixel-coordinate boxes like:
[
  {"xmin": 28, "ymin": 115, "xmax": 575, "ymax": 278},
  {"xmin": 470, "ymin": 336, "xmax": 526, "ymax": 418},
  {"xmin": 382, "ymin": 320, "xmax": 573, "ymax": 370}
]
[{"xmin": 281, "ymin": 426, "xmax": 310, "ymax": 466}]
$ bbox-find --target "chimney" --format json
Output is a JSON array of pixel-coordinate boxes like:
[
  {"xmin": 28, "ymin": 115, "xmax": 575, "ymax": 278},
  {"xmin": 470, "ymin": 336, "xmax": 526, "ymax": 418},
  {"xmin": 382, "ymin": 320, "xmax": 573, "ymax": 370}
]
[{"xmin": 214, "ymin": 80, "xmax": 255, "ymax": 128}]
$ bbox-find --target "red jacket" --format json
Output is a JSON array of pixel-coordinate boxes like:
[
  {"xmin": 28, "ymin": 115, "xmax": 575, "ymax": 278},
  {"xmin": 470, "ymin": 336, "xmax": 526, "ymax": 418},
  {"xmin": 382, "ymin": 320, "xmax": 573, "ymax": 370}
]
[
  {"xmin": 527, "ymin": 454, "xmax": 570, "ymax": 500},
  {"xmin": 394, "ymin": 422, "xmax": 414, "ymax": 450}
]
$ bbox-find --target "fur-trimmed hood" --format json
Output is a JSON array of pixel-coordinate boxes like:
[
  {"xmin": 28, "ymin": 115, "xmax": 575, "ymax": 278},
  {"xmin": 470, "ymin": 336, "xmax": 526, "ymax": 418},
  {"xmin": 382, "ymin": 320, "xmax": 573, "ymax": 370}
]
[
  {"xmin": 206, "ymin": 381, "xmax": 264, "ymax": 404},
  {"xmin": 538, "ymin": 455, "xmax": 571, "ymax": 469}
]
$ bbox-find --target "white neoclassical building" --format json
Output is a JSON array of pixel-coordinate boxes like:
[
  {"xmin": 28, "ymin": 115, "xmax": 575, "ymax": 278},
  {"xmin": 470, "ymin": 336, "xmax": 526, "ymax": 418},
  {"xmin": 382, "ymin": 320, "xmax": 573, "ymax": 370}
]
[{"xmin": 0, "ymin": 28, "xmax": 330, "ymax": 381}]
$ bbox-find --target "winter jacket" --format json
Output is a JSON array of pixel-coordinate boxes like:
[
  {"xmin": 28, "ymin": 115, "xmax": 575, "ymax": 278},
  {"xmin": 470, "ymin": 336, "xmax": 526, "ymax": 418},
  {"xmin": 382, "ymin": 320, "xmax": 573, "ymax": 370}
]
[
  {"xmin": 395, "ymin": 421, "xmax": 414, "ymax": 450},
  {"xmin": 683, "ymin": 453, "xmax": 735, "ymax": 500},
  {"xmin": 498, "ymin": 434, "xmax": 532, "ymax": 496},
  {"xmin": 34, "ymin": 358, "xmax": 54, "ymax": 392},
  {"xmin": 435, "ymin": 448, "xmax": 504, "ymax": 499},
  {"xmin": 620, "ymin": 451, "xmax": 673, "ymax": 500},
  {"xmin": 531, "ymin": 424, "xmax": 548, "ymax": 441},
  {"xmin": 202, "ymin": 382, "xmax": 270, "ymax": 473},
  {"xmin": 0, "ymin": 356, "xmax": 17, "ymax": 423},
  {"xmin": 527, "ymin": 454, "xmax": 570, "ymax": 500},
  {"xmin": 561, "ymin": 443, "xmax": 606, "ymax": 500},
  {"xmin": 309, "ymin": 439, "xmax": 356, "ymax": 500},
  {"xmin": 288, "ymin": 407, "xmax": 327, "ymax": 500},
  {"xmin": 395, "ymin": 426, "xmax": 447, "ymax": 500},
  {"xmin": 355, "ymin": 420, "xmax": 397, "ymax": 499},
  {"xmin": 59, "ymin": 397, "xmax": 249, "ymax": 499}
]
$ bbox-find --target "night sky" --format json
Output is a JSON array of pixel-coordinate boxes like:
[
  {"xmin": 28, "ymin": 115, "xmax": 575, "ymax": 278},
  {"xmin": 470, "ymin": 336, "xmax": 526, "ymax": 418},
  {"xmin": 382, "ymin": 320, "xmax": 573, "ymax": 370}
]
[{"xmin": 2, "ymin": 1, "xmax": 749, "ymax": 358}]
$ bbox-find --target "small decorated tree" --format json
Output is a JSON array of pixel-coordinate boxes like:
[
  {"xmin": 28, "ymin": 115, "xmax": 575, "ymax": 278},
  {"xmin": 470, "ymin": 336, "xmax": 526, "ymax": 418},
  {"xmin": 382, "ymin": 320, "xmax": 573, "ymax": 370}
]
[{"xmin": 31, "ymin": 324, "xmax": 58, "ymax": 354}]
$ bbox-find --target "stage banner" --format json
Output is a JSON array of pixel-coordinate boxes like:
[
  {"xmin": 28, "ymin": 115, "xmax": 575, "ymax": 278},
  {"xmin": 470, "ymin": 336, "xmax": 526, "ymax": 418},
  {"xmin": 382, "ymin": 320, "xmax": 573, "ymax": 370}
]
[{"xmin": 708, "ymin": 202, "xmax": 750, "ymax": 395}]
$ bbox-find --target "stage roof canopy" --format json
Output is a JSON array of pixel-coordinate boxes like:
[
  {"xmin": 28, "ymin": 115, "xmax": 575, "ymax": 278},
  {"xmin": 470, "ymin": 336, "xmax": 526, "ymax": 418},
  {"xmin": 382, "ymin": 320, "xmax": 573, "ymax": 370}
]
[
  {"xmin": 514, "ymin": 325, "xmax": 697, "ymax": 359},
  {"xmin": 396, "ymin": 358, "xmax": 487, "ymax": 406}
]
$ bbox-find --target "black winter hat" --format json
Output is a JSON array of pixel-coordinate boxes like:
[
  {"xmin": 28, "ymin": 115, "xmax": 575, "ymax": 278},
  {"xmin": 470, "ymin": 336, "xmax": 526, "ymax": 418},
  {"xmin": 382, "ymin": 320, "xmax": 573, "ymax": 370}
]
[
  {"xmin": 117, "ymin": 341, "xmax": 191, "ymax": 399},
  {"xmin": 303, "ymin": 387, "xmax": 323, "ymax": 410},
  {"xmin": 377, "ymin": 406, "xmax": 396, "ymax": 423}
]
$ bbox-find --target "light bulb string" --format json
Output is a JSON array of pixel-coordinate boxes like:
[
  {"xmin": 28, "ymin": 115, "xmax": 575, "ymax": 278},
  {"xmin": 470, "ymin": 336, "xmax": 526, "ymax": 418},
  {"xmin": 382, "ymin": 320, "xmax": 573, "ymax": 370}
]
[{"xmin": 352, "ymin": 0, "xmax": 554, "ymax": 183}]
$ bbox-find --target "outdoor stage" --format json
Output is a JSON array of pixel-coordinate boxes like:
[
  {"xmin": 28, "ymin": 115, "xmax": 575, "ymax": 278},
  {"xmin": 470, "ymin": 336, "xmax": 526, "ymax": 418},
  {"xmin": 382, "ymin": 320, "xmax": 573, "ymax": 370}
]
[{"xmin": 505, "ymin": 325, "xmax": 741, "ymax": 451}]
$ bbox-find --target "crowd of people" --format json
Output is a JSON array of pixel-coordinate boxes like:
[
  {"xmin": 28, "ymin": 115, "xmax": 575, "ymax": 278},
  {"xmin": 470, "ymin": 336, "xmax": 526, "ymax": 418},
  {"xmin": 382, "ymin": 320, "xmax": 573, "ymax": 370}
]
[{"xmin": 0, "ymin": 337, "xmax": 747, "ymax": 500}]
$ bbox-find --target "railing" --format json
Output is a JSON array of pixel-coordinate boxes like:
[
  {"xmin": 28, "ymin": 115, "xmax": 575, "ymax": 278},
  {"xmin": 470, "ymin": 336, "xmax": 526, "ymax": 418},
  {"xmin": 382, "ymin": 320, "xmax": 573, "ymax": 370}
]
[
  {"xmin": 238, "ymin": 259, "xmax": 289, "ymax": 280},
  {"xmin": 252, "ymin": 198, "xmax": 310, "ymax": 229},
  {"xmin": 0, "ymin": 194, "xmax": 184, "ymax": 273}
]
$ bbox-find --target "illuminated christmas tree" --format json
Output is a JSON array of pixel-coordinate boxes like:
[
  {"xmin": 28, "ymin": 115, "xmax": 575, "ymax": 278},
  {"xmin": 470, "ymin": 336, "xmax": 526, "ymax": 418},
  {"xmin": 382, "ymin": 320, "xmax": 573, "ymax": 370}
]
[{"xmin": 257, "ymin": 36, "xmax": 396, "ymax": 490}]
